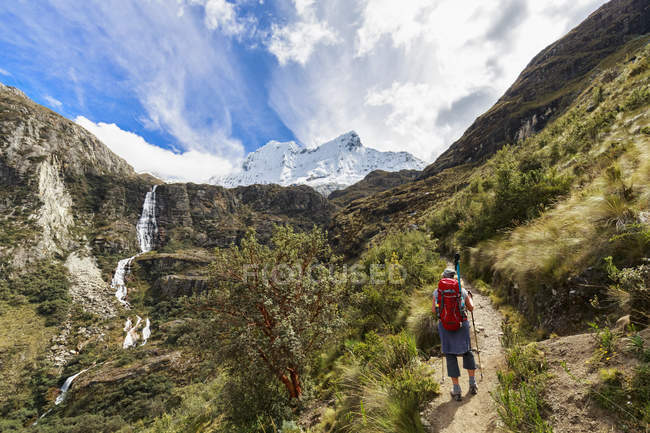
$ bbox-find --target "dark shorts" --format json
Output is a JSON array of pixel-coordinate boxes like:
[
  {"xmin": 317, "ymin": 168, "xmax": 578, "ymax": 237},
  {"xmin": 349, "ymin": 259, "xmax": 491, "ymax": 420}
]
[{"xmin": 445, "ymin": 351, "xmax": 476, "ymax": 377}]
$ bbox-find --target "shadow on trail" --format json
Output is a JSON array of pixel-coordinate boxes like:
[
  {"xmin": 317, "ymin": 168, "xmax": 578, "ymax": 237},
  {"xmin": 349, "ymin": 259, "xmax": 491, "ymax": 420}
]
[{"xmin": 429, "ymin": 391, "xmax": 477, "ymax": 432}]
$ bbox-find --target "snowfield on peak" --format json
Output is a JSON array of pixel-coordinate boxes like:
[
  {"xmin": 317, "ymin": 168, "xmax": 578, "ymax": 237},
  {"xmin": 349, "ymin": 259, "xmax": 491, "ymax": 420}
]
[{"xmin": 210, "ymin": 132, "xmax": 426, "ymax": 195}]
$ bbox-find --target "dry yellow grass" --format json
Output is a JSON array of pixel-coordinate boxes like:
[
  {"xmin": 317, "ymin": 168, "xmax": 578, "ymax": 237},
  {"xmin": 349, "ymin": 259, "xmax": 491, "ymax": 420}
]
[{"xmin": 476, "ymin": 82, "xmax": 650, "ymax": 295}]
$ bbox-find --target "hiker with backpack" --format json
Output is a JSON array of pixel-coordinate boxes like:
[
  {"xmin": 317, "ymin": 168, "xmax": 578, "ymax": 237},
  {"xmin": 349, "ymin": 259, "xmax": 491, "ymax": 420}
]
[{"xmin": 433, "ymin": 268, "xmax": 477, "ymax": 401}]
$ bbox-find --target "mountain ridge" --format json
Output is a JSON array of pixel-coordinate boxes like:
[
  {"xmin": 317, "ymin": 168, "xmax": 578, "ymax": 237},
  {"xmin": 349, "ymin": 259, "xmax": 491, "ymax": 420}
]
[
  {"xmin": 210, "ymin": 131, "xmax": 426, "ymax": 195},
  {"xmin": 420, "ymin": 0, "xmax": 650, "ymax": 179}
]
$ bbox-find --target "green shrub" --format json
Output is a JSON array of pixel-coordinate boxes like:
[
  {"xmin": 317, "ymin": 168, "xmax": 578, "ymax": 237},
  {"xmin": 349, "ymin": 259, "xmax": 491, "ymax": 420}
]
[
  {"xmin": 427, "ymin": 146, "xmax": 572, "ymax": 246},
  {"xmin": 588, "ymin": 322, "xmax": 618, "ymax": 363},
  {"xmin": 492, "ymin": 337, "xmax": 550, "ymax": 433},
  {"xmin": 140, "ymin": 378, "xmax": 227, "ymax": 433},
  {"xmin": 492, "ymin": 372, "xmax": 552, "ymax": 433},
  {"xmin": 352, "ymin": 332, "xmax": 419, "ymax": 375},
  {"xmin": 622, "ymin": 84, "xmax": 650, "ymax": 111},
  {"xmin": 590, "ymin": 364, "xmax": 650, "ymax": 428},
  {"xmin": 352, "ymin": 232, "xmax": 444, "ymax": 333},
  {"xmin": 604, "ymin": 259, "xmax": 650, "ymax": 325},
  {"xmin": 361, "ymin": 230, "xmax": 444, "ymax": 289},
  {"xmin": 64, "ymin": 373, "xmax": 176, "ymax": 424},
  {"xmin": 457, "ymin": 150, "xmax": 571, "ymax": 245},
  {"xmin": 505, "ymin": 344, "xmax": 547, "ymax": 383}
]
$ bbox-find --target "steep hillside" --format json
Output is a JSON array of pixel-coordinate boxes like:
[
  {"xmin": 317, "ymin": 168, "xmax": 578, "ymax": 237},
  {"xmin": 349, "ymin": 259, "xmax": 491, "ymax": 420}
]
[
  {"xmin": 328, "ymin": 169, "xmax": 420, "ymax": 207},
  {"xmin": 421, "ymin": 0, "xmax": 649, "ymax": 178},
  {"xmin": 0, "ymin": 82, "xmax": 337, "ymax": 431}
]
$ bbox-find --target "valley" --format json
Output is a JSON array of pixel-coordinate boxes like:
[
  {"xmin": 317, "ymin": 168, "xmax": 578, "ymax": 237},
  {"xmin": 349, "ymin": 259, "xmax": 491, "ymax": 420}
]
[{"xmin": 0, "ymin": 0, "xmax": 649, "ymax": 432}]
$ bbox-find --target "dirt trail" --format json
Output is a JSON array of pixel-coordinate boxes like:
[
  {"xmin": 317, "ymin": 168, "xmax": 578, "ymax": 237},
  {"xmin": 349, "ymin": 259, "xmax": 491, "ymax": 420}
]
[{"xmin": 422, "ymin": 279, "xmax": 504, "ymax": 433}]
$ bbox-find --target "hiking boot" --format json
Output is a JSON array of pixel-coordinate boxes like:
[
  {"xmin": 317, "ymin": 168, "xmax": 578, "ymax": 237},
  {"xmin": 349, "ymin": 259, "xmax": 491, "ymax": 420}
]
[
  {"xmin": 450, "ymin": 388, "xmax": 462, "ymax": 401},
  {"xmin": 469, "ymin": 383, "xmax": 478, "ymax": 395}
]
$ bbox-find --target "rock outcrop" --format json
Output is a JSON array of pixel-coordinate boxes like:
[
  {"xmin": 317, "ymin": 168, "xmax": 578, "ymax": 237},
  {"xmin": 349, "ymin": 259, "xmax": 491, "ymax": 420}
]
[{"xmin": 154, "ymin": 183, "xmax": 335, "ymax": 249}]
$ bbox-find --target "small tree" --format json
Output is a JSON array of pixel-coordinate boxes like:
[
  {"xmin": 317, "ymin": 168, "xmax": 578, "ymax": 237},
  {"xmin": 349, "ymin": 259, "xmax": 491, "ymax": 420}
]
[{"xmin": 203, "ymin": 225, "xmax": 345, "ymax": 399}]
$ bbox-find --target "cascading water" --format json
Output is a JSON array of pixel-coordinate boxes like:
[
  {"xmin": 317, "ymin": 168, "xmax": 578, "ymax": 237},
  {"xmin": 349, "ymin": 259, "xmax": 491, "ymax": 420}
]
[
  {"xmin": 123, "ymin": 315, "xmax": 142, "ymax": 349},
  {"xmin": 112, "ymin": 257, "xmax": 134, "ymax": 305},
  {"xmin": 136, "ymin": 185, "xmax": 158, "ymax": 253},
  {"xmin": 141, "ymin": 318, "xmax": 151, "ymax": 346},
  {"xmin": 55, "ymin": 369, "xmax": 87, "ymax": 405},
  {"xmin": 33, "ymin": 368, "xmax": 89, "ymax": 424},
  {"xmin": 110, "ymin": 185, "xmax": 159, "ymax": 306}
]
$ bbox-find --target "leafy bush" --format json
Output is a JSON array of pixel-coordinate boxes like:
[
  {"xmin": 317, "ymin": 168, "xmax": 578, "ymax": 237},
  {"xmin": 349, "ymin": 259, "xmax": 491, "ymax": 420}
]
[
  {"xmin": 64, "ymin": 373, "xmax": 176, "ymax": 424},
  {"xmin": 492, "ymin": 338, "xmax": 551, "ymax": 433},
  {"xmin": 605, "ymin": 259, "xmax": 650, "ymax": 325},
  {"xmin": 492, "ymin": 372, "xmax": 552, "ymax": 433},
  {"xmin": 361, "ymin": 231, "xmax": 443, "ymax": 288},
  {"xmin": 351, "ymin": 332, "xmax": 418, "ymax": 376},
  {"xmin": 197, "ymin": 225, "xmax": 346, "ymax": 400},
  {"xmin": 352, "ymin": 231, "xmax": 444, "ymax": 333},
  {"xmin": 457, "ymin": 149, "xmax": 571, "ymax": 245},
  {"xmin": 505, "ymin": 344, "xmax": 547, "ymax": 383},
  {"xmin": 588, "ymin": 322, "xmax": 618, "ymax": 363},
  {"xmin": 140, "ymin": 377, "xmax": 227, "ymax": 433},
  {"xmin": 621, "ymin": 84, "xmax": 650, "ymax": 111},
  {"xmin": 31, "ymin": 414, "xmax": 127, "ymax": 433}
]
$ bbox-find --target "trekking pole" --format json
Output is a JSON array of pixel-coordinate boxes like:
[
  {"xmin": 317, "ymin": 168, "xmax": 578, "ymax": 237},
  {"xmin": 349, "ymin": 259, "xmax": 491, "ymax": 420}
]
[
  {"xmin": 469, "ymin": 304, "xmax": 484, "ymax": 380},
  {"xmin": 455, "ymin": 253, "xmax": 484, "ymax": 380},
  {"xmin": 440, "ymin": 351, "xmax": 445, "ymax": 384}
]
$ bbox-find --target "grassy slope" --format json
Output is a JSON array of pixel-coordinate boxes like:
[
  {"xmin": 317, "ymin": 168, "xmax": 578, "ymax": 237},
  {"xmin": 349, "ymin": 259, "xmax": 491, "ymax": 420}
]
[
  {"xmin": 0, "ymin": 305, "xmax": 56, "ymax": 405},
  {"xmin": 422, "ymin": 40, "xmax": 649, "ymax": 332}
]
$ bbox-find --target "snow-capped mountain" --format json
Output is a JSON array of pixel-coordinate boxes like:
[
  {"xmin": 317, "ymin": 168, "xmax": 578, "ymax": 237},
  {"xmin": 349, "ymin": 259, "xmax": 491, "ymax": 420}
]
[{"xmin": 210, "ymin": 131, "xmax": 426, "ymax": 195}]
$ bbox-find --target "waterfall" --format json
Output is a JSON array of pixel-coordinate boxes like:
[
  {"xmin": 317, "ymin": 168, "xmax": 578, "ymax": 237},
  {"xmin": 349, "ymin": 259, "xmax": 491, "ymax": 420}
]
[
  {"xmin": 122, "ymin": 316, "xmax": 142, "ymax": 349},
  {"xmin": 136, "ymin": 185, "xmax": 158, "ymax": 253},
  {"xmin": 112, "ymin": 257, "xmax": 134, "ymax": 305},
  {"xmin": 32, "ymin": 368, "xmax": 88, "ymax": 424},
  {"xmin": 141, "ymin": 318, "xmax": 151, "ymax": 346},
  {"xmin": 110, "ymin": 185, "xmax": 159, "ymax": 305},
  {"xmin": 55, "ymin": 369, "xmax": 87, "ymax": 405},
  {"xmin": 123, "ymin": 317, "xmax": 132, "ymax": 332}
]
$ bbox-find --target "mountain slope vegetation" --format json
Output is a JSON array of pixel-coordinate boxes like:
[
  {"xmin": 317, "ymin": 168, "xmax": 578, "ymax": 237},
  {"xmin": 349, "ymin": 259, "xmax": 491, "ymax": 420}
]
[{"xmin": 0, "ymin": 1, "xmax": 648, "ymax": 432}]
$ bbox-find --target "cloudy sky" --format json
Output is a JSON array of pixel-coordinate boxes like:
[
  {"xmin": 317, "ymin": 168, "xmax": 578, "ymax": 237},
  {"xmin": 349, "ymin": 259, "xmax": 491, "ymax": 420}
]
[{"xmin": 0, "ymin": 0, "xmax": 606, "ymax": 182}]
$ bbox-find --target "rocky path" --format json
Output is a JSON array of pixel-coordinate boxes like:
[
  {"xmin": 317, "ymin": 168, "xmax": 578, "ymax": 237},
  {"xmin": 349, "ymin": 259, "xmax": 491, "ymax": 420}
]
[{"xmin": 422, "ymin": 280, "xmax": 504, "ymax": 433}]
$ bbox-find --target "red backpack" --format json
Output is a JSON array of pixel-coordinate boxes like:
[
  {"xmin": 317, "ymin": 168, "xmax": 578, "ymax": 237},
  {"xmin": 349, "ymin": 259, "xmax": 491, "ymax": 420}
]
[{"xmin": 436, "ymin": 278, "xmax": 465, "ymax": 331}]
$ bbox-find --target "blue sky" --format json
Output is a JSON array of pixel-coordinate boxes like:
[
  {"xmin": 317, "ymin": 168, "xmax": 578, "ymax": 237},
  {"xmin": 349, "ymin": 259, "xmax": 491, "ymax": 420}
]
[{"xmin": 0, "ymin": 0, "xmax": 606, "ymax": 182}]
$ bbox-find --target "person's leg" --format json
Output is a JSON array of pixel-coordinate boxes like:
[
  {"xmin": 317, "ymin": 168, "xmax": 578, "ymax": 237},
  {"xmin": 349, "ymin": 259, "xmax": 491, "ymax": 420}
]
[
  {"xmin": 462, "ymin": 351, "xmax": 478, "ymax": 394},
  {"xmin": 446, "ymin": 355, "xmax": 462, "ymax": 400}
]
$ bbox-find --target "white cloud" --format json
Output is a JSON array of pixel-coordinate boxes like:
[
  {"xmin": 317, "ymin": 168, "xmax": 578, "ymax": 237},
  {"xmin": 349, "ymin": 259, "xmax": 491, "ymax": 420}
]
[
  {"xmin": 1, "ymin": 1, "xmax": 249, "ymax": 165},
  {"xmin": 185, "ymin": 0, "xmax": 250, "ymax": 36},
  {"xmin": 0, "ymin": 67, "xmax": 10, "ymax": 76},
  {"xmin": 355, "ymin": 0, "xmax": 432, "ymax": 56},
  {"xmin": 267, "ymin": 0, "xmax": 607, "ymax": 161},
  {"xmin": 267, "ymin": 0, "xmax": 339, "ymax": 65},
  {"xmin": 44, "ymin": 95, "xmax": 63, "ymax": 109},
  {"xmin": 75, "ymin": 116, "xmax": 237, "ymax": 183}
]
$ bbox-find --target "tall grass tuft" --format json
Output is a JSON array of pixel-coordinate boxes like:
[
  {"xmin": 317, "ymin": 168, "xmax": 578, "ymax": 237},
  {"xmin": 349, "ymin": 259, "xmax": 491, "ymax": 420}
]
[{"xmin": 334, "ymin": 332, "xmax": 439, "ymax": 433}]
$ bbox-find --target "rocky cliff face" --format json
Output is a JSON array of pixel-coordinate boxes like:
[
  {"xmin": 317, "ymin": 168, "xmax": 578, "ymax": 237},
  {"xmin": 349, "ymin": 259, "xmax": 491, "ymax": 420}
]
[
  {"xmin": 328, "ymin": 169, "xmax": 420, "ymax": 208},
  {"xmin": 420, "ymin": 0, "xmax": 650, "ymax": 178},
  {"xmin": 0, "ymin": 81, "xmax": 153, "ymax": 265},
  {"xmin": 154, "ymin": 182, "xmax": 335, "ymax": 249}
]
